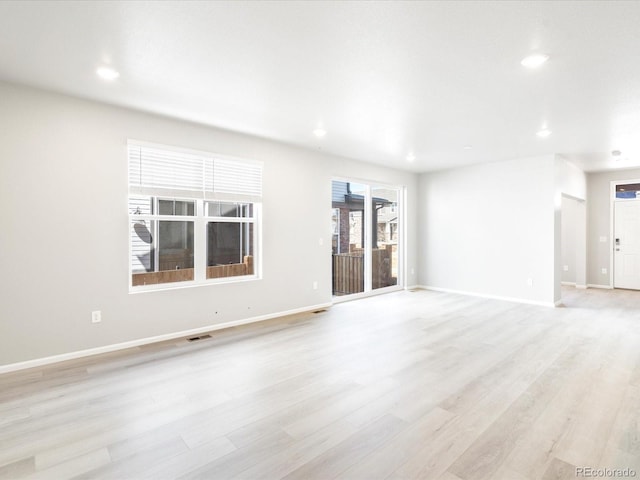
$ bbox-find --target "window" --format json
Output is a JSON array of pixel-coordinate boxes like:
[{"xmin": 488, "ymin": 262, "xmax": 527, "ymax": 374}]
[
  {"xmin": 128, "ymin": 142, "xmax": 262, "ymax": 290},
  {"xmin": 205, "ymin": 201, "xmax": 255, "ymax": 280}
]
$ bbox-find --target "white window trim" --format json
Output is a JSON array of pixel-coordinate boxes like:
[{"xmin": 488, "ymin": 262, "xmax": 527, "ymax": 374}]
[{"xmin": 129, "ymin": 199, "xmax": 262, "ymax": 292}]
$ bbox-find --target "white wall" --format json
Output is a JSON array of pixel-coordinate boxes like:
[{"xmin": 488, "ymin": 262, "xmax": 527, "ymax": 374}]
[
  {"xmin": 0, "ymin": 82, "xmax": 418, "ymax": 367},
  {"xmin": 587, "ymin": 168, "xmax": 640, "ymax": 287},
  {"xmin": 418, "ymin": 155, "xmax": 557, "ymax": 305}
]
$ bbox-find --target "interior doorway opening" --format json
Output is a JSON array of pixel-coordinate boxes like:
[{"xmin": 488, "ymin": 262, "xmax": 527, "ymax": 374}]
[{"xmin": 557, "ymin": 194, "xmax": 586, "ymax": 306}]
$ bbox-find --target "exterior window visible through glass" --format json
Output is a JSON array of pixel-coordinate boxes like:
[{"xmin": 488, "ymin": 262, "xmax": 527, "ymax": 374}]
[
  {"xmin": 206, "ymin": 202, "xmax": 253, "ymax": 218},
  {"xmin": 158, "ymin": 199, "xmax": 195, "ymax": 216}
]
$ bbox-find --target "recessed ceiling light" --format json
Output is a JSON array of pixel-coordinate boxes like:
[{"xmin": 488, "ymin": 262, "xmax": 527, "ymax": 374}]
[
  {"xmin": 463, "ymin": 145, "xmax": 472, "ymax": 150},
  {"xmin": 96, "ymin": 66, "xmax": 120, "ymax": 81},
  {"xmin": 406, "ymin": 153, "xmax": 416, "ymax": 162},
  {"xmin": 536, "ymin": 129, "xmax": 552, "ymax": 138},
  {"xmin": 521, "ymin": 54, "xmax": 549, "ymax": 69},
  {"xmin": 313, "ymin": 127, "xmax": 326, "ymax": 138}
]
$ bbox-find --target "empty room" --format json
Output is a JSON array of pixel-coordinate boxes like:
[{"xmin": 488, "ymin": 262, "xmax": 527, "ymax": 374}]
[{"xmin": 1, "ymin": 1, "xmax": 640, "ymax": 479}]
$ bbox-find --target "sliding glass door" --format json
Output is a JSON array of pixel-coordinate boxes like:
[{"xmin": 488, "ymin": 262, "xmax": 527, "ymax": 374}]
[{"xmin": 331, "ymin": 180, "xmax": 403, "ymax": 297}]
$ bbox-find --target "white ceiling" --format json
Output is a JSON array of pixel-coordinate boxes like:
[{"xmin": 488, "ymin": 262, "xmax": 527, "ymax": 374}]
[{"xmin": 1, "ymin": 1, "xmax": 640, "ymax": 173}]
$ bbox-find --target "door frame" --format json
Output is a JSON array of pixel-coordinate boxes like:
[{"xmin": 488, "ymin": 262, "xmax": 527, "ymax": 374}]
[
  {"xmin": 331, "ymin": 176, "xmax": 406, "ymax": 303},
  {"xmin": 609, "ymin": 178, "xmax": 640, "ymax": 289}
]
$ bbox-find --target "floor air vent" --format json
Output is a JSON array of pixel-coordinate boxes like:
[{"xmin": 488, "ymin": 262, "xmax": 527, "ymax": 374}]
[{"xmin": 187, "ymin": 334, "xmax": 212, "ymax": 342}]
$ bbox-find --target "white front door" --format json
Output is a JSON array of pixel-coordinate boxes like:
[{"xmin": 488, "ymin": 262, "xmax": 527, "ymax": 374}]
[{"xmin": 614, "ymin": 200, "xmax": 640, "ymax": 289}]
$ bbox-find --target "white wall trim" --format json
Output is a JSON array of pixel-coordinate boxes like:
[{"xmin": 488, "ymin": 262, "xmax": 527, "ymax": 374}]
[
  {"xmin": 420, "ymin": 285, "xmax": 556, "ymax": 308},
  {"xmin": 587, "ymin": 283, "xmax": 614, "ymax": 289},
  {"xmin": 561, "ymin": 281, "xmax": 576, "ymax": 286},
  {"xmin": 0, "ymin": 302, "xmax": 332, "ymax": 374},
  {"xmin": 575, "ymin": 284, "xmax": 587, "ymax": 290},
  {"xmin": 405, "ymin": 285, "xmax": 422, "ymax": 291}
]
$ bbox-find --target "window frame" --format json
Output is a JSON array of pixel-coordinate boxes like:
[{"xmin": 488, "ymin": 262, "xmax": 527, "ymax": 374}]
[
  {"xmin": 129, "ymin": 197, "xmax": 261, "ymax": 292},
  {"xmin": 127, "ymin": 140, "xmax": 263, "ymax": 293}
]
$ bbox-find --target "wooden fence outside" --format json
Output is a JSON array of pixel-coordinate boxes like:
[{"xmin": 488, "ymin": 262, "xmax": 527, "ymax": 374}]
[
  {"xmin": 132, "ymin": 255, "xmax": 254, "ymax": 286},
  {"xmin": 207, "ymin": 255, "xmax": 254, "ymax": 279},
  {"xmin": 332, "ymin": 246, "xmax": 395, "ymax": 295},
  {"xmin": 332, "ymin": 253, "xmax": 364, "ymax": 295}
]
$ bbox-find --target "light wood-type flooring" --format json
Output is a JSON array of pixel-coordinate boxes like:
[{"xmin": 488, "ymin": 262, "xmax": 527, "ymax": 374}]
[{"xmin": 1, "ymin": 287, "xmax": 640, "ymax": 480}]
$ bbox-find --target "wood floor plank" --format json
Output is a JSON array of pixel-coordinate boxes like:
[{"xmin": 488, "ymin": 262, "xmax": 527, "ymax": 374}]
[
  {"xmin": 177, "ymin": 430, "xmax": 294, "ymax": 480},
  {"xmin": 281, "ymin": 377, "xmax": 399, "ymax": 439},
  {"xmin": 0, "ymin": 457, "xmax": 35, "ymax": 480},
  {"xmin": 282, "ymin": 414, "xmax": 407, "ymax": 480},
  {"xmin": 231, "ymin": 419, "xmax": 359, "ymax": 479},
  {"xmin": 27, "ymin": 448, "xmax": 110, "ymax": 480},
  {"xmin": 133, "ymin": 436, "xmax": 237, "ymax": 480},
  {"xmin": 335, "ymin": 407, "xmax": 455, "ymax": 479},
  {"xmin": 72, "ymin": 436, "xmax": 188, "ymax": 480},
  {"xmin": 540, "ymin": 457, "xmax": 577, "ymax": 480}
]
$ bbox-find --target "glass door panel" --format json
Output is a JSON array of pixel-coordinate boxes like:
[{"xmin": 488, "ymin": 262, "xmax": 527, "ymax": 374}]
[
  {"xmin": 331, "ymin": 181, "xmax": 366, "ymax": 295},
  {"xmin": 370, "ymin": 186, "xmax": 399, "ymax": 290}
]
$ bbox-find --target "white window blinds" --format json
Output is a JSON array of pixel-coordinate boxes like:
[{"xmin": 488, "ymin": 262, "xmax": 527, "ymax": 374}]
[{"xmin": 128, "ymin": 142, "xmax": 262, "ymax": 201}]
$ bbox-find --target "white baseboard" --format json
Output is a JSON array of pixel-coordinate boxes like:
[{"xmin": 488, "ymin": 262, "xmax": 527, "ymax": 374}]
[
  {"xmin": 332, "ymin": 286, "xmax": 403, "ymax": 304},
  {"xmin": 421, "ymin": 285, "xmax": 556, "ymax": 308},
  {"xmin": 0, "ymin": 302, "xmax": 332, "ymax": 374},
  {"xmin": 564, "ymin": 283, "xmax": 606, "ymax": 290},
  {"xmin": 587, "ymin": 284, "xmax": 614, "ymax": 289},
  {"xmin": 405, "ymin": 285, "xmax": 422, "ymax": 291}
]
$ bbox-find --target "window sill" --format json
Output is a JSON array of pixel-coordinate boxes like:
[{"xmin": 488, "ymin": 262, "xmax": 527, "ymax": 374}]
[{"xmin": 128, "ymin": 274, "xmax": 261, "ymax": 294}]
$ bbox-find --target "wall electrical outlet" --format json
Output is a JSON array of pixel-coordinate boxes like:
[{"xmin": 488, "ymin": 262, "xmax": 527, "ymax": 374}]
[
  {"xmin": 527, "ymin": 278, "xmax": 534, "ymax": 287},
  {"xmin": 318, "ymin": 238, "xmax": 324, "ymax": 246},
  {"xmin": 312, "ymin": 281, "xmax": 318, "ymax": 290},
  {"xmin": 563, "ymin": 265, "xmax": 569, "ymax": 272},
  {"xmin": 91, "ymin": 310, "xmax": 102, "ymax": 323},
  {"xmin": 601, "ymin": 268, "xmax": 608, "ymax": 275},
  {"xmin": 599, "ymin": 236, "xmax": 607, "ymax": 243}
]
